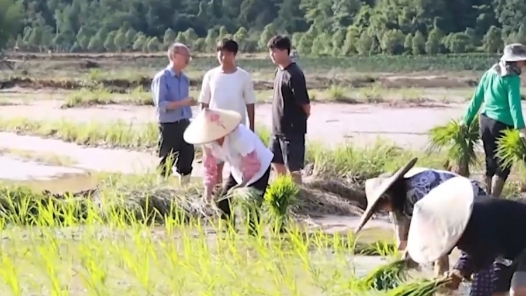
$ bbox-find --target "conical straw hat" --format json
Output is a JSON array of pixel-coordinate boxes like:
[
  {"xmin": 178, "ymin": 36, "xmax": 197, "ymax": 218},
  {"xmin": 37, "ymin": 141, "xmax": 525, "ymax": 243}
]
[
  {"xmin": 183, "ymin": 108, "xmax": 242, "ymax": 145},
  {"xmin": 406, "ymin": 176, "xmax": 475, "ymax": 264},
  {"xmin": 354, "ymin": 158, "xmax": 418, "ymax": 233}
]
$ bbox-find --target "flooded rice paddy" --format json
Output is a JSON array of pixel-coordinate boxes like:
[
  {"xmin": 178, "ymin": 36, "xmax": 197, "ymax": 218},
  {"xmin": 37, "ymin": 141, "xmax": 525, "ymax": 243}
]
[{"xmin": 0, "ymin": 98, "xmax": 491, "ymax": 295}]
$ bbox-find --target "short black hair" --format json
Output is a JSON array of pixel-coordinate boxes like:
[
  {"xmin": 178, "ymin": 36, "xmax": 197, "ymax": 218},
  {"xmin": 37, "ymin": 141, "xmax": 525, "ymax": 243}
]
[
  {"xmin": 267, "ymin": 35, "xmax": 291, "ymax": 54},
  {"xmin": 216, "ymin": 38, "xmax": 238, "ymax": 55}
]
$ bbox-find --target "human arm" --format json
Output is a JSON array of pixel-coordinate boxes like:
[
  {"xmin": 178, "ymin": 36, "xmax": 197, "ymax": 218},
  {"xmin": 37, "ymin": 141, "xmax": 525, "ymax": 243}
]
[
  {"xmin": 289, "ymin": 71, "xmax": 311, "ymax": 117},
  {"xmin": 199, "ymin": 72, "xmax": 211, "ymax": 109},
  {"xmin": 243, "ymin": 73, "xmax": 256, "ymax": 131},
  {"xmin": 233, "ymin": 134, "xmax": 261, "ymax": 187},
  {"xmin": 152, "ymin": 74, "xmax": 188, "ymax": 111},
  {"xmin": 390, "ymin": 211, "xmax": 411, "ymax": 249},
  {"xmin": 506, "ymin": 75, "xmax": 526, "ymax": 130},
  {"xmin": 202, "ymin": 147, "xmax": 218, "ymax": 193},
  {"xmin": 451, "ymin": 251, "xmax": 495, "ymax": 282},
  {"xmin": 462, "ymin": 72, "xmax": 487, "ymax": 126}
]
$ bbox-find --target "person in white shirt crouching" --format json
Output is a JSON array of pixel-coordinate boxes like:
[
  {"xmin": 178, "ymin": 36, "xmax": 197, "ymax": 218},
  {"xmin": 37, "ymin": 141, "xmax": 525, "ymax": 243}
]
[
  {"xmin": 198, "ymin": 38, "xmax": 257, "ymax": 187},
  {"xmin": 183, "ymin": 108, "xmax": 272, "ymax": 235}
]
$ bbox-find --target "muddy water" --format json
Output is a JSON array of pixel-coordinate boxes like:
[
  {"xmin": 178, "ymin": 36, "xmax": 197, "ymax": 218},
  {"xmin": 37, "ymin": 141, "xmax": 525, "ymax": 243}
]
[{"xmin": 0, "ymin": 102, "xmax": 471, "ymax": 148}]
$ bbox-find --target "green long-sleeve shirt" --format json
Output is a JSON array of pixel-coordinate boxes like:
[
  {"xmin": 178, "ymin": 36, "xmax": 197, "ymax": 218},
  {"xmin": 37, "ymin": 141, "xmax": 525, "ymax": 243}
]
[{"xmin": 463, "ymin": 67, "xmax": 525, "ymax": 129}]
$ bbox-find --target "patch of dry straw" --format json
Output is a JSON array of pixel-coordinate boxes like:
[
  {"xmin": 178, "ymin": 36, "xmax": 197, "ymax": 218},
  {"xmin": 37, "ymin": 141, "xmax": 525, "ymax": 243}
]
[{"xmin": 31, "ymin": 176, "xmax": 368, "ymax": 224}]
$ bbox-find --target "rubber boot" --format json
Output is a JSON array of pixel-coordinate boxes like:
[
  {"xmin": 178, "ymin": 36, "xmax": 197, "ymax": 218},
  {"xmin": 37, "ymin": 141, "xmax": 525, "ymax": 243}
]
[
  {"xmin": 484, "ymin": 176, "xmax": 493, "ymax": 195},
  {"xmin": 491, "ymin": 176, "xmax": 506, "ymax": 198}
]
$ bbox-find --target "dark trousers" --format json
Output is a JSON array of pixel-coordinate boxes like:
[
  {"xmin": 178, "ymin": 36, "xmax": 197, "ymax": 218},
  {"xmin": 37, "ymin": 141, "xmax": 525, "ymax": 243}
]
[
  {"xmin": 216, "ymin": 166, "xmax": 271, "ymax": 233},
  {"xmin": 157, "ymin": 120, "xmax": 195, "ymax": 177},
  {"xmin": 493, "ymin": 249, "xmax": 526, "ymax": 293},
  {"xmin": 479, "ymin": 114, "xmax": 513, "ymax": 179},
  {"xmin": 269, "ymin": 133, "xmax": 306, "ymax": 172}
]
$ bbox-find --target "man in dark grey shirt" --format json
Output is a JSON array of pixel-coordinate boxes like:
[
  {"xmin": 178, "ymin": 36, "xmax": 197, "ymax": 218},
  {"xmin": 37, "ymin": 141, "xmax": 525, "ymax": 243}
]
[
  {"xmin": 267, "ymin": 35, "xmax": 311, "ymax": 184},
  {"xmin": 151, "ymin": 43, "xmax": 196, "ymax": 185}
]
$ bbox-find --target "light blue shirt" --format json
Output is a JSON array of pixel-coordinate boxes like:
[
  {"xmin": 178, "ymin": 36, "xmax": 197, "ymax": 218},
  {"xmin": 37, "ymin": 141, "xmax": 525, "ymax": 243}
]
[{"xmin": 151, "ymin": 66, "xmax": 192, "ymax": 123}]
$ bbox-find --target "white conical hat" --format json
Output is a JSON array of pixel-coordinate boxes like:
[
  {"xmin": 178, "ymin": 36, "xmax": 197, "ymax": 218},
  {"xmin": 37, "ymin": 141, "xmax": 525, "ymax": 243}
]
[
  {"xmin": 406, "ymin": 176, "xmax": 475, "ymax": 264},
  {"xmin": 183, "ymin": 108, "xmax": 242, "ymax": 145},
  {"xmin": 355, "ymin": 158, "xmax": 418, "ymax": 233},
  {"xmin": 501, "ymin": 43, "xmax": 526, "ymax": 62}
]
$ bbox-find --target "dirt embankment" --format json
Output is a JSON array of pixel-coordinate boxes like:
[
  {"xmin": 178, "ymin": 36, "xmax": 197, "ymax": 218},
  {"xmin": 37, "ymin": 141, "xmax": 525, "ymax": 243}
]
[{"xmin": 0, "ymin": 75, "xmax": 480, "ymax": 92}]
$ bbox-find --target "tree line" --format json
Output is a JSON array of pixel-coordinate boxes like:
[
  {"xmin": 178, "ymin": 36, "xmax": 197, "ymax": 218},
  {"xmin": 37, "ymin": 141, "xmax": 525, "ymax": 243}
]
[{"xmin": 0, "ymin": 0, "xmax": 525, "ymax": 55}]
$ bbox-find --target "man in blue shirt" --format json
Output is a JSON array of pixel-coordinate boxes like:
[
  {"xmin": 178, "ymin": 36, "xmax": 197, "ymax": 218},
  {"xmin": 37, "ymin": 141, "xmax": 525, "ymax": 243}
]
[{"xmin": 151, "ymin": 42, "xmax": 197, "ymax": 184}]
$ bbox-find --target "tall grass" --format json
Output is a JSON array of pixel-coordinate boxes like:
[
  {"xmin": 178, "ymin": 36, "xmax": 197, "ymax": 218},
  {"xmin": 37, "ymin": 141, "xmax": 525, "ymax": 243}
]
[{"xmin": 0, "ymin": 180, "xmax": 407, "ymax": 295}]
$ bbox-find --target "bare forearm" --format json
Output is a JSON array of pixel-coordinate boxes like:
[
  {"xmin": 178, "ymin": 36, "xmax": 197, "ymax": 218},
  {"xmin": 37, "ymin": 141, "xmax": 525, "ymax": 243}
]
[
  {"xmin": 246, "ymin": 104, "xmax": 255, "ymax": 131},
  {"xmin": 163, "ymin": 100, "xmax": 183, "ymax": 110},
  {"xmin": 200, "ymin": 103, "xmax": 209, "ymax": 110}
]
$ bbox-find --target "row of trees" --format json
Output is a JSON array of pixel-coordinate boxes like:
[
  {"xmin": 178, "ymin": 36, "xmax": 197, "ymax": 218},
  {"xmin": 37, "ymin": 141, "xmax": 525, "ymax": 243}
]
[{"xmin": 1, "ymin": 0, "xmax": 525, "ymax": 55}]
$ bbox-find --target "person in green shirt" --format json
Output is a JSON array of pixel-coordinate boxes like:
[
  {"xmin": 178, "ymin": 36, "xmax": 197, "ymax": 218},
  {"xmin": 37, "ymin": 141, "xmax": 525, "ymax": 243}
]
[{"xmin": 462, "ymin": 43, "xmax": 526, "ymax": 198}]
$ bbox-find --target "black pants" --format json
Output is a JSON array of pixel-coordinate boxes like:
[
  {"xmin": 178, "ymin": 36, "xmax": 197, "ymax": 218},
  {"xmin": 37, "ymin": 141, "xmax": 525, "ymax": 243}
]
[
  {"xmin": 269, "ymin": 133, "xmax": 306, "ymax": 171},
  {"xmin": 479, "ymin": 114, "xmax": 513, "ymax": 180},
  {"xmin": 216, "ymin": 166, "xmax": 271, "ymax": 233},
  {"xmin": 157, "ymin": 120, "xmax": 195, "ymax": 177},
  {"xmin": 493, "ymin": 250, "xmax": 526, "ymax": 292}
]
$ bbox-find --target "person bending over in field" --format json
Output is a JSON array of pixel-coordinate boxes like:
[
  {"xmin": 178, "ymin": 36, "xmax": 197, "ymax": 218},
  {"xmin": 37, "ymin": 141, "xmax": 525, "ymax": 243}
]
[
  {"xmin": 355, "ymin": 158, "xmax": 495, "ymax": 296},
  {"xmin": 183, "ymin": 108, "xmax": 273, "ymax": 234},
  {"xmin": 407, "ymin": 176, "xmax": 526, "ymax": 296},
  {"xmin": 199, "ymin": 38, "xmax": 256, "ymax": 187},
  {"xmin": 462, "ymin": 43, "xmax": 526, "ymax": 197}
]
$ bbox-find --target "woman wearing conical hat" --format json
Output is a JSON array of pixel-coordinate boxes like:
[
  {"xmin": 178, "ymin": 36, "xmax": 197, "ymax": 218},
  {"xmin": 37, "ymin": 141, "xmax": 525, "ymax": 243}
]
[
  {"xmin": 183, "ymin": 108, "xmax": 273, "ymax": 234},
  {"xmin": 407, "ymin": 176, "xmax": 526, "ymax": 296},
  {"xmin": 462, "ymin": 43, "xmax": 526, "ymax": 197},
  {"xmin": 355, "ymin": 158, "xmax": 495, "ymax": 296}
]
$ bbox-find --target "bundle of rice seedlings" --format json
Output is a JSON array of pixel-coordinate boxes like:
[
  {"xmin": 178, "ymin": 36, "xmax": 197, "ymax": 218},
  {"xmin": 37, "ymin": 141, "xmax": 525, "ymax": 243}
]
[
  {"xmin": 427, "ymin": 116, "xmax": 480, "ymax": 177},
  {"xmin": 228, "ymin": 187, "xmax": 264, "ymax": 233},
  {"xmin": 354, "ymin": 241, "xmax": 396, "ymax": 256},
  {"xmin": 496, "ymin": 129, "xmax": 526, "ymax": 168},
  {"xmin": 358, "ymin": 259, "xmax": 412, "ymax": 291},
  {"xmin": 388, "ymin": 277, "xmax": 450, "ymax": 296},
  {"xmin": 264, "ymin": 175, "xmax": 299, "ymax": 233}
]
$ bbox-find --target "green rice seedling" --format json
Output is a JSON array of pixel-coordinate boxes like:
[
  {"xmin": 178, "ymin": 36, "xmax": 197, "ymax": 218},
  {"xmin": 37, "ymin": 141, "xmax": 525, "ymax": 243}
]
[
  {"xmin": 496, "ymin": 129, "xmax": 526, "ymax": 169},
  {"xmin": 358, "ymin": 259, "xmax": 411, "ymax": 291},
  {"xmin": 387, "ymin": 277, "xmax": 450, "ymax": 296},
  {"xmin": 354, "ymin": 240, "xmax": 397, "ymax": 256},
  {"xmin": 427, "ymin": 116, "xmax": 480, "ymax": 177},
  {"xmin": 229, "ymin": 187, "xmax": 264, "ymax": 235},
  {"xmin": 264, "ymin": 175, "xmax": 299, "ymax": 233}
]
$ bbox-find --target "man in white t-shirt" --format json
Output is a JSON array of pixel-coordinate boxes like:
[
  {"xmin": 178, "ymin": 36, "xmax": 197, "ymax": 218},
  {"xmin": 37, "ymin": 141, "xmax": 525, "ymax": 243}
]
[{"xmin": 199, "ymin": 38, "xmax": 257, "ymax": 185}]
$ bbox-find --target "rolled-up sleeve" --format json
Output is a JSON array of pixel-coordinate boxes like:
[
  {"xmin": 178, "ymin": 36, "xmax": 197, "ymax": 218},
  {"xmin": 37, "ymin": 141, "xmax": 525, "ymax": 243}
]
[{"xmin": 152, "ymin": 74, "xmax": 169, "ymax": 113}]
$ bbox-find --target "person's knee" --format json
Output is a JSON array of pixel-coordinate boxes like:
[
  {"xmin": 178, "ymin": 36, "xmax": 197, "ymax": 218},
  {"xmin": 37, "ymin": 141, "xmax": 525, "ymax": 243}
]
[
  {"xmin": 485, "ymin": 159, "xmax": 497, "ymax": 177},
  {"xmin": 496, "ymin": 168, "xmax": 511, "ymax": 180},
  {"xmin": 272, "ymin": 163, "xmax": 288, "ymax": 175},
  {"xmin": 511, "ymin": 271, "xmax": 526, "ymax": 296},
  {"xmin": 290, "ymin": 171, "xmax": 302, "ymax": 184},
  {"xmin": 510, "ymin": 289, "xmax": 526, "ymax": 296},
  {"xmin": 284, "ymin": 141, "xmax": 305, "ymax": 173}
]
